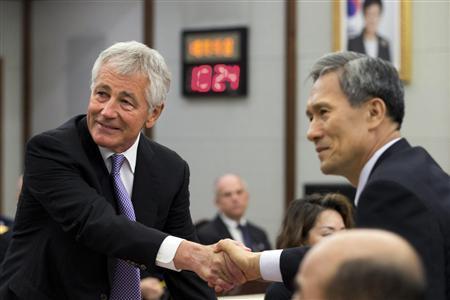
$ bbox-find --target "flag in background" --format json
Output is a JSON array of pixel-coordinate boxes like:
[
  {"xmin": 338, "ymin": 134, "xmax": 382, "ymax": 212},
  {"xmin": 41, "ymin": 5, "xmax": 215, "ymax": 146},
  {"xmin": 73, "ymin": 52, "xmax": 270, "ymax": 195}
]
[{"xmin": 347, "ymin": 0, "xmax": 363, "ymax": 38}]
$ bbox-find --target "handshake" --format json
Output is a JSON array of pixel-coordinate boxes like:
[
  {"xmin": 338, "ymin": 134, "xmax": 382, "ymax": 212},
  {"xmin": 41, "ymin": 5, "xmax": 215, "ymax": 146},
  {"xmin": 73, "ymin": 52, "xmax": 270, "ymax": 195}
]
[{"xmin": 173, "ymin": 239, "xmax": 263, "ymax": 292}]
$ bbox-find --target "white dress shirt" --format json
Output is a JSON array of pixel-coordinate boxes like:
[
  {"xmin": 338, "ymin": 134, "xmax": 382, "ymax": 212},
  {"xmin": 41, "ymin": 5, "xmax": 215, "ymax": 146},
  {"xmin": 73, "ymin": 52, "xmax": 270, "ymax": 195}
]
[
  {"xmin": 219, "ymin": 213, "xmax": 248, "ymax": 245},
  {"xmin": 259, "ymin": 138, "xmax": 402, "ymax": 282},
  {"xmin": 99, "ymin": 134, "xmax": 183, "ymax": 272}
]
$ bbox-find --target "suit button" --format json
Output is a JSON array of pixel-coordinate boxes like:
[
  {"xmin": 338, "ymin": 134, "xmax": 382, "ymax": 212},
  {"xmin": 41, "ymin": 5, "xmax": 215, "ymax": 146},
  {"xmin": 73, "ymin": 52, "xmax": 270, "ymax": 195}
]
[
  {"xmin": 140, "ymin": 264, "xmax": 147, "ymax": 271},
  {"xmin": 100, "ymin": 293, "xmax": 108, "ymax": 300}
]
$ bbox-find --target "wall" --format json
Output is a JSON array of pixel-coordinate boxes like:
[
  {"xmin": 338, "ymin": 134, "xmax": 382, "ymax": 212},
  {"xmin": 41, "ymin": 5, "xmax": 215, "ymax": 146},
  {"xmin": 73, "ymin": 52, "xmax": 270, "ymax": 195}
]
[
  {"xmin": 31, "ymin": 0, "xmax": 144, "ymax": 135},
  {"xmin": 0, "ymin": 0, "xmax": 24, "ymax": 217},
  {"xmin": 154, "ymin": 1, "xmax": 285, "ymax": 244}
]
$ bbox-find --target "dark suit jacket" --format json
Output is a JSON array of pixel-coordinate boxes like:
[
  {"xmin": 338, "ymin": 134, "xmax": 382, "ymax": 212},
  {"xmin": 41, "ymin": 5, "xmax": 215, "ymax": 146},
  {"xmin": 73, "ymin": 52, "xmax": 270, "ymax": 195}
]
[
  {"xmin": 280, "ymin": 139, "xmax": 450, "ymax": 300},
  {"xmin": 197, "ymin": 215, "xmax": 271, "ymax": 252},
  {"xmin": 348, "ymin": 30, "xmax": 391, "ymax": 62},
  {"xmin": 0, "ymin": 115, "xmax": 215, "ymax": 300}
]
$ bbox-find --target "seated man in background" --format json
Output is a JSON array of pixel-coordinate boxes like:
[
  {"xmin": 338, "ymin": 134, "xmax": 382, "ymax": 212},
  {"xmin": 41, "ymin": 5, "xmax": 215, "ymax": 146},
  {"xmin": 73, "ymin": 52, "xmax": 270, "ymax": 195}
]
[
  {"xmin": 293, "ymin": 229, "xmax": 425, "ymax": 300},
  {"xmin": 197, "ymin": 173, "xmax": 271, "ymax": 252}
]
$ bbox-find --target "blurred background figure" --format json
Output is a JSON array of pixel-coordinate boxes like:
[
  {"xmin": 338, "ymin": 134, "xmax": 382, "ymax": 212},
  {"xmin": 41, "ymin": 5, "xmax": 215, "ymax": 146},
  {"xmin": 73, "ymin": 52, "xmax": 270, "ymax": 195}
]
[
  {"xmin": 265, "ymin": 193, "xmax": 354, "ymax": 300},
  {"xmin": 348, "ymin": 0, "xmax": 391, "ymax": 61},
  {"xmin": 293, "ymin": 229, "xmax": 425, "ymax": 300},
  {"xmin": 197, "ymin": 173, "xmax": 271, "ymax": 252}
]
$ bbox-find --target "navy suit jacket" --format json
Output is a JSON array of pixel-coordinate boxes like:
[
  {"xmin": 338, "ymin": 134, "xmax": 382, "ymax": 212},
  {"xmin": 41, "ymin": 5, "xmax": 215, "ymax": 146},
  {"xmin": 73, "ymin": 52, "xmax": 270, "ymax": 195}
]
[
  {"xmin": 197, "ymin": 215, "xmax": 271, "ymax": 252},
  {"xmin": 0, "ymin": 115, "xmax": 215, "ymax": 300},
  {"xmin": 280, "ymin": 139, "xmax": 450, "ymax": 300}
]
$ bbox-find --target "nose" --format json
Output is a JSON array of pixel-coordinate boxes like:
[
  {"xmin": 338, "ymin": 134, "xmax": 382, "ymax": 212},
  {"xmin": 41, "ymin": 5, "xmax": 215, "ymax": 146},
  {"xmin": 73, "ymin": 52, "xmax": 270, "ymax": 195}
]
[
  {"xmin": 306, "ymin": 119, "xmax": 323, "ymax": 142},
  {"xmin": 100, "ymin": 98, "xmax": 118, "ymax": 118}
]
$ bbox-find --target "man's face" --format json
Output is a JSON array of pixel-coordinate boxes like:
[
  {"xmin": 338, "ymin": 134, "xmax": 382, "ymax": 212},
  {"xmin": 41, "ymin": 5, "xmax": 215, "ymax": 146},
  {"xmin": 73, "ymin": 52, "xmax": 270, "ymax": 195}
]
[
  {"xmin": 216, "ymin": 176, "xmax": 249, "ymax": 221},
  {"xmin": 306, "ymin": 72, "xmax": 370, "ymax": 182},
  {"xmin": 87, "ymin": 65, "xmax": 162, "ymax": 153}
]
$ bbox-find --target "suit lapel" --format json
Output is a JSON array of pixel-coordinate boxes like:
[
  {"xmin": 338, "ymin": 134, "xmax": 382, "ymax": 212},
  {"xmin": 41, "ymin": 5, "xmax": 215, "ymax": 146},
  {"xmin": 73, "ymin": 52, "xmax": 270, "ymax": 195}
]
[
  {"xmin": 77, "ymin": 116, "xmax": 116, "ymax": 210},
  {"xmin": 214, "ymin": 215, "xmax": 233, "ymax": 239},
  {"xmin": 131, "ymin": 134, "xmax": 158, "ymax": 226}
]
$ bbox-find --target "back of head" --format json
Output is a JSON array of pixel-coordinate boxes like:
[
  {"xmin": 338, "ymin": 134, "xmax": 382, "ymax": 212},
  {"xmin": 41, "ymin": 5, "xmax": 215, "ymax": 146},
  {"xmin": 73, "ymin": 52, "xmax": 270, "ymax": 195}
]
[
  {"xmin": 298, "ymin": 229, "xmax": 425, "ymax": 300},
  {"xmin": 327, "ymin": 258, "xmax": 425, "ymax": 300},
  {"xmin": 309, "ymin": 51, "xmax": 404, "ymax": 128},
  {"xmin": 90, "ymin": 41, "xmax": 171, "ymax": 109}
]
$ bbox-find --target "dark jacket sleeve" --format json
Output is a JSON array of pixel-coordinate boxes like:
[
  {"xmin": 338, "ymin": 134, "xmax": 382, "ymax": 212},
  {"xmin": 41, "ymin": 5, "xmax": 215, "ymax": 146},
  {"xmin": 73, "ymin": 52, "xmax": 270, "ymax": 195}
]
[{"xmin": 280, "ymin": 247, "xmax": 310, "ymax": 291}]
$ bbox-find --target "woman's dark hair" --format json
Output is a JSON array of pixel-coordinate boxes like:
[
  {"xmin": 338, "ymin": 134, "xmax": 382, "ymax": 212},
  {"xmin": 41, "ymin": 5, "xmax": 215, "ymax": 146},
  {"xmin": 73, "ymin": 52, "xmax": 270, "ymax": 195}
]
[
  {"xmin": 363, "ymin": 0, "xmax": 383, "ymax": 14},
  {"xmin": 276, "ymin": 193, "xmax": 354, "ymax": 249}
]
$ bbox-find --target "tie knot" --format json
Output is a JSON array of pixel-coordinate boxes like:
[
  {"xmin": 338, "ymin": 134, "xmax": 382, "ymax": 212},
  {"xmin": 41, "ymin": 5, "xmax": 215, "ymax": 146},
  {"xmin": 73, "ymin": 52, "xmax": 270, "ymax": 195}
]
[{"xmin": 110, "ymin": 154, "xmax": 125, "ymax": 175}]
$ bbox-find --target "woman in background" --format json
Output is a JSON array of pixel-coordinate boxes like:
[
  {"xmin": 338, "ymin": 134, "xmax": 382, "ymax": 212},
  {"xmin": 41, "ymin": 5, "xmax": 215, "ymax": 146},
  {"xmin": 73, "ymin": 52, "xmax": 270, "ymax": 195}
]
[{"xmin": 265, "ymin": 193, "xmax": 354, "ymax": 300}]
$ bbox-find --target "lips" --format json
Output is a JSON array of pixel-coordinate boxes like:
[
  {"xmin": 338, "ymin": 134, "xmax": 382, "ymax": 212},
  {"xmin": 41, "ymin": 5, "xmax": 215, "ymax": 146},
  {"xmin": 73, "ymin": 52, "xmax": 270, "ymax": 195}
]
[
  {"xmin": 96, "ymin": 120, "xmax": 120, "ymax": 131},
  {"xmin": 315, "ymin": 146, "xmax": 328, "ymax": 153}
]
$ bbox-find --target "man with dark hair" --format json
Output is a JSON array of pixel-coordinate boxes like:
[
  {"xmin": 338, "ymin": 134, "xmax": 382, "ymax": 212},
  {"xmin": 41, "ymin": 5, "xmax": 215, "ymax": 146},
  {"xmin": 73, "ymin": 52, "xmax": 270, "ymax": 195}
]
[
  {"xmin": 217, "ymin": 52, "xmax": 450, "ymax": 300},
  {"xmin": 293, "ymin": 229, "xmax": 425, "ymax": 300}
]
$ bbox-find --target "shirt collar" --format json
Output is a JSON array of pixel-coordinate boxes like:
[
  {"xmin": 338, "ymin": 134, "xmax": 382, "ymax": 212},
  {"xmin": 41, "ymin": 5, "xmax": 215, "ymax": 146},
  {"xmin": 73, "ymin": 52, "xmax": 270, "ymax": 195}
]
[
  {"xmin": 219, "ymin": 212, "xmax": 247, "ymax": 228},
  {"xmin": 98, "ymin": 134, "xmax": 141, "ymax": 174},
  {"xmin": 354, "ymin": 138, "xmax": 401, "ymax": 206}
]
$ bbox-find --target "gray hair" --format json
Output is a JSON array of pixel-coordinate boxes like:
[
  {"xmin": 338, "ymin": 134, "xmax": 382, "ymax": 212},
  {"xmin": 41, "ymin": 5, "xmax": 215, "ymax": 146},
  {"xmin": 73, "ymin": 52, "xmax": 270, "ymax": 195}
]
[
  {"xmin": 309, "ymin": 51, "xmax": 404, "ymax": 129},
  {"xmin": 90, "ymin": 41, "xmax": 171, "ymax": 109}
]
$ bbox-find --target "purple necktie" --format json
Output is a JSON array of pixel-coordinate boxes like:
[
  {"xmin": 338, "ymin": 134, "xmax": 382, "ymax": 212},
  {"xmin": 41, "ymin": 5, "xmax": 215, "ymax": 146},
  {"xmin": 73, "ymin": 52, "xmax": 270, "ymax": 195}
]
[{"xmin": 109, "ymin": 154, "xmax": 142, "ymax": 300}]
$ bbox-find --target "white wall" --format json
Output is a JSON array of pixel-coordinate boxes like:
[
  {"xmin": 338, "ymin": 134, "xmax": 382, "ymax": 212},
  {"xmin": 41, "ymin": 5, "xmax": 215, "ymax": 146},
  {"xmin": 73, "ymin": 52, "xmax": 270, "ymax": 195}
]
[
  {"xmin": 0, "ymin": 0, "xmax": 24, "ymax": 217},
  {"xmin": 296, "ymin": 1, "xmax": 450, "ymax": 199},
  {"xmin": 31, "ymin": 0, "xmax": 144, "ymax": 135},
  {"xmin": 154, "ymin": 1, "xmax": 285, "ymax": 244}
]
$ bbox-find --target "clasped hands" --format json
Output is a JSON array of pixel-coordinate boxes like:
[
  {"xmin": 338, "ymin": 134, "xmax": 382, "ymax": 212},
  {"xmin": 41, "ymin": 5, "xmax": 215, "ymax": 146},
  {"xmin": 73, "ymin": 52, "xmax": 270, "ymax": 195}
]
[{"xmin": 199, "ymin": 239, "xmax": 262, "ymax": 293}]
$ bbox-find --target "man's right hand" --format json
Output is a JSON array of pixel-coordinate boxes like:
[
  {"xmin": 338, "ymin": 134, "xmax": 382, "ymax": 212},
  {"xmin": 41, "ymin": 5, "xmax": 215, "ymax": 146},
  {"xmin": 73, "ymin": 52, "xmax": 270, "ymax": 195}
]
[
  {"xmin": 215, "ymin": 238, "xmax": 262, "ymax": 282},
  {"xmin": 173, "ymin": 240, "xmax": 247, "ymax": 292}
]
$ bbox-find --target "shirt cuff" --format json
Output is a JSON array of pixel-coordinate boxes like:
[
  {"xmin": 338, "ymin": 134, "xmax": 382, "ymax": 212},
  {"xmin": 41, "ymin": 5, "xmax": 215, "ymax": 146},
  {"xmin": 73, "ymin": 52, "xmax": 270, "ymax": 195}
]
[
  {"xmin": 260, "ymin": 249, "xmax": 283, "ymax": 282},
  {"xmin": 155, "ymin": 236, "xmax": 184, "ymax": 271}
]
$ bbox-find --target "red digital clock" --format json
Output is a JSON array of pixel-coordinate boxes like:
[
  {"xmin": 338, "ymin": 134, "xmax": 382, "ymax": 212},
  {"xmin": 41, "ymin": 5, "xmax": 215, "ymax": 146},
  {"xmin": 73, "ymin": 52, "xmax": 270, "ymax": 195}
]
[{"xmin": 182, "ymin": 27, "xmax": 247, "ymax": 97}]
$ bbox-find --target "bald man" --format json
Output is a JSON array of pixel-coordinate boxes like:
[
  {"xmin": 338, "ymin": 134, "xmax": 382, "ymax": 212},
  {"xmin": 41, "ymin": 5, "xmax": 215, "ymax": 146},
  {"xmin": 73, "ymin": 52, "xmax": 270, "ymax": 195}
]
[
  {"xmin": 197, "ymin": 174, "xmax": 271, "ymax": 252},
  {"xmin": 294, "ymin": 229, "xmax": 425, "ymax": 300}
]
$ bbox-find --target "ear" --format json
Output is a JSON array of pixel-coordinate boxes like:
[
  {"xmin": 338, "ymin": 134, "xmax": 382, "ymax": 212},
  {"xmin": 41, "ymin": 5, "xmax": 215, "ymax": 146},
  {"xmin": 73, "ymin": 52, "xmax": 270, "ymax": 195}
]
[
  {"xmin": 145, "ymin": 103, "xmax": 165, "ymax": 129},
  {"xmin": 365, "ymin": 98, "xmax": 386, "ymax": 130}
]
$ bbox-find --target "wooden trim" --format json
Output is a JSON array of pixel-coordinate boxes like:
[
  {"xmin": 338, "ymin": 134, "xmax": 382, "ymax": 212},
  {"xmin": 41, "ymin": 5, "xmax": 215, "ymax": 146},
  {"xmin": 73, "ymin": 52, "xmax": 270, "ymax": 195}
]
[
  {"xmin": 285, "ymin": 0, "xmax": 297, "ymax": 209},
  {"xmin": 23, "ymin": 0, "xmax": 32, "ymax": 151},
  {"xmin": 143, "ymin": 0, "xmax": 154, "ymax": 139},
  {"xmin": 0, "ymin": 58, "xmax": 4, "ymax": 213}
]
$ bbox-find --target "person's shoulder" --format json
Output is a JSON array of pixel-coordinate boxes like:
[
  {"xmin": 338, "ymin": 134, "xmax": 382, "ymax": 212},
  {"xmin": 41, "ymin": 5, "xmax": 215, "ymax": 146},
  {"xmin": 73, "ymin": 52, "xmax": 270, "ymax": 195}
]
[
  {"xmin": 247, "ymin": 221, "xmax": 269, "ymax": 235},
  {"xmin": 27, "ymin": 115, "xmax": 85, "ymax": 148},
  {"xmin": 377, "ymin": 34, "xmax": 390, "ymax": 47}
]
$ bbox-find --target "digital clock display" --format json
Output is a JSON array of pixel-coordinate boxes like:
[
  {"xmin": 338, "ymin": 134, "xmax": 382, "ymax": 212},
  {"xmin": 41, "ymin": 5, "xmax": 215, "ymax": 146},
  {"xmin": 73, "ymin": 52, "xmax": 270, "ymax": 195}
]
[{"xmin": 182, "ymin": 27, "xmax": 247, "ymax": 97}]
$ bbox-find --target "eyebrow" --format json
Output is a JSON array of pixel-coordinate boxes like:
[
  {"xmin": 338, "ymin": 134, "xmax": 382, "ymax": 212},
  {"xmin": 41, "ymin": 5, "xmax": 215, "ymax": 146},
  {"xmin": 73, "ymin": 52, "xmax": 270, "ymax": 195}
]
[
  {"xmin": 305, "ymin": 101, "xmax": 331, "ymax": 116},
  {"xmin": 120, "ymin": 91, "xmax": 137, "ymax": 100},
  {"xmin": 95, "ymin": 84, "xmax": 111, "ymax": 92}
]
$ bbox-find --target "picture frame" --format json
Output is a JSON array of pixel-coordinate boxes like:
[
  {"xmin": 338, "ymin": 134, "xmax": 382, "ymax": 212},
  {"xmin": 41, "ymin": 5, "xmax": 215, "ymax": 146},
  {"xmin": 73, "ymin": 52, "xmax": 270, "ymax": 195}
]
[{"xmin": 333, "ymin": 0, "xmax": 411, "ymax": 82}]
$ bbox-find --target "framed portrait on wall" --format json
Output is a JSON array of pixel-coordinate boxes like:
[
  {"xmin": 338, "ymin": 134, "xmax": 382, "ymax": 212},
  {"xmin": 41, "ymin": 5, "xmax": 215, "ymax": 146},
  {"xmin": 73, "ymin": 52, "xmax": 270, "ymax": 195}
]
[{"xmin": 333, "ymin": 0, "xmax": 411, "ymax": 82}]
